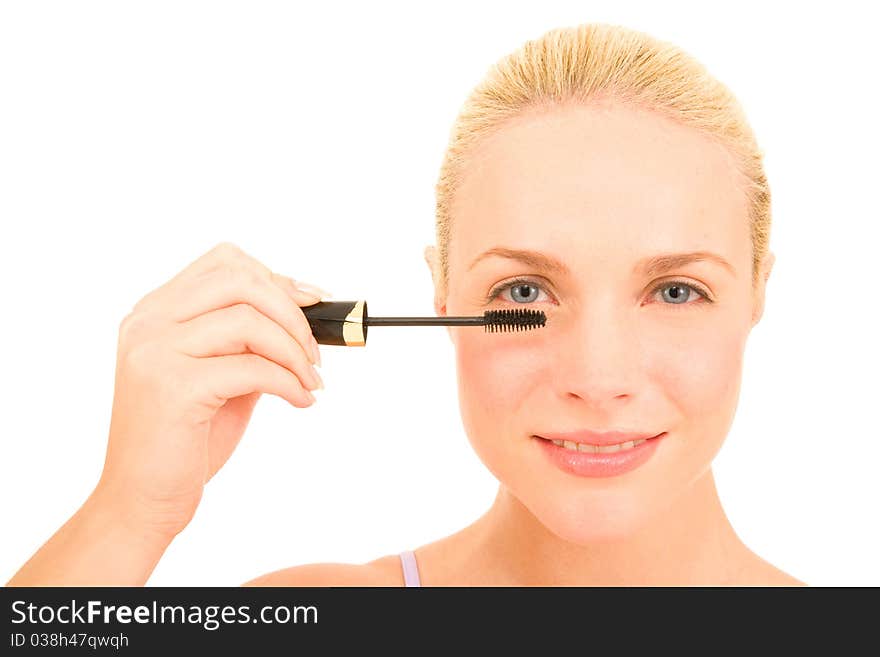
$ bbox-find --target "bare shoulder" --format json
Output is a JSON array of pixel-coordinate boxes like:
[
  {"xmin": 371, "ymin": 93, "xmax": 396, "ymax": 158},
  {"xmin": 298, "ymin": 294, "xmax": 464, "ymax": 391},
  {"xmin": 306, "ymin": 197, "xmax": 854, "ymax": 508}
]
[
  {"xmin": 242, "ymin": 554, "xmax": 405, "ymax": 587},
  {"xmin": 733, "ymin": 553, "xmax": 808, "ymax": 586},
  {"xmin": 759, "ymin": 568, "xmax": 808, "ymax": 587}
]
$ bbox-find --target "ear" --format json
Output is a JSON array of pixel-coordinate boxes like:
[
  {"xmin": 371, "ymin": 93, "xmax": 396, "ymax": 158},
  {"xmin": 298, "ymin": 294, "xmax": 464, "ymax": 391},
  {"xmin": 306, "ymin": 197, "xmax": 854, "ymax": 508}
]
[
  {"xmin": 752, "ymin": 251, "xmax": 775, "ymax": 326},
  {"xmin": 423, "ymin": 245, "xmax": 436, "ymax": 283},
  {"xmin": 424, "ymin": 245, "xmax": 446, "ymax": 313},
  {"xmin": 424, "ymin": 245, "xmax": 453, "ymax": 343}
]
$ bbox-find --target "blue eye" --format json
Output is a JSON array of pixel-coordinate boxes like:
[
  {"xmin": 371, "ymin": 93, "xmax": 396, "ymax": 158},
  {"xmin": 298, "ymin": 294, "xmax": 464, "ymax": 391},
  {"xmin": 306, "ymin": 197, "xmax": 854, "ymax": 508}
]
[
  {"xmin": 486, "ymin": 277, "xmax": 713, "ymax": 306},
  {"xmin": 649, "ymin": 280, "xmax": 712, "ymax": 306},
  {"xmin": 485, "ymin": 278, "xmax": 552, "ymax": 305}
]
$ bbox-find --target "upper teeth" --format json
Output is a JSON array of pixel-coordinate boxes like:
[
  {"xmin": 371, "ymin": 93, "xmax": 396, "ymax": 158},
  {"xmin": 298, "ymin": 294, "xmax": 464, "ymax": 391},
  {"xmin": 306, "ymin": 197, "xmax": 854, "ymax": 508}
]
[{"xmin": 552, "ymin": 438, "xmax": 647, "ymax": 453}]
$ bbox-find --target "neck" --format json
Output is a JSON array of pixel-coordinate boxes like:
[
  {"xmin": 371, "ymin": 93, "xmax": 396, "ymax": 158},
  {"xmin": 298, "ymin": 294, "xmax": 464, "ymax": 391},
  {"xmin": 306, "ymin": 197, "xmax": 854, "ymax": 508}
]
[{"xmin": 471, "ymin": 468, "xmax": 750, "ymax": 586}]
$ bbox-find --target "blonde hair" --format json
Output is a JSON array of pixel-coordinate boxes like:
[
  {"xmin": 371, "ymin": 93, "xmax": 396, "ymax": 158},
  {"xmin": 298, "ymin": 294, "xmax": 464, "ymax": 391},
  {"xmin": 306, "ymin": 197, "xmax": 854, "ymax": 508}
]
[{"xmin": 432, "ymin": 22, "xmax": 771, "ymax": 299}]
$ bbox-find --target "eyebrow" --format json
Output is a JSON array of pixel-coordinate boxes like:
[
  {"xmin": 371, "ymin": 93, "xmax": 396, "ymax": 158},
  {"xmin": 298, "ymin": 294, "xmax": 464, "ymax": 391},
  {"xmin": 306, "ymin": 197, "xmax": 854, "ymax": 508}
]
[
  {"xmin": 467, "ymin": 247, "xmax": 736, "ymax": 278},
  {"xmin": 467, "ymin": 247, "xmax": 572, "ymax": 275},
  {"xmin": 636, "ymin": 250, "xmax": 736, "ymax": 278}
]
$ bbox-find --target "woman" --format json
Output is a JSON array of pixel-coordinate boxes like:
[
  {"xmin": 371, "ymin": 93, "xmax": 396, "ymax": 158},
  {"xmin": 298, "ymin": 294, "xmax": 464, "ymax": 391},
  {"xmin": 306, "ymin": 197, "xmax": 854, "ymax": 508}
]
[{"xmin": 8, "ymin": 22, "xmax": 805, "ymax": 586}]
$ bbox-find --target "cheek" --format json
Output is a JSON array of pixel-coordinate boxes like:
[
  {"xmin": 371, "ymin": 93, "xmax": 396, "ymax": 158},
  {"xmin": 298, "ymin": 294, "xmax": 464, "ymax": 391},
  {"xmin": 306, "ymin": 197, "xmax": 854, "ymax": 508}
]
[
  {"xmin": 456, "ymin": 331, "xmax": 539, "ymax": 405},
  {"xmin": 453, "ymin": 329, "xmax": 543, "ymax": 459},
  {"xmin": 650, "ymin": 321, "xmax": 746, "ymax": 447}
]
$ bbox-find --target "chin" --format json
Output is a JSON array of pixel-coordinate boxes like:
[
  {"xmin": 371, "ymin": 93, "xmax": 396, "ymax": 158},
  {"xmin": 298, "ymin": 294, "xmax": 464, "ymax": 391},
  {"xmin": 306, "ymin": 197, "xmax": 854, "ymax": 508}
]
[{"xmin": 530, "ymin": 494, "xmax": 653, "ymax": 545}]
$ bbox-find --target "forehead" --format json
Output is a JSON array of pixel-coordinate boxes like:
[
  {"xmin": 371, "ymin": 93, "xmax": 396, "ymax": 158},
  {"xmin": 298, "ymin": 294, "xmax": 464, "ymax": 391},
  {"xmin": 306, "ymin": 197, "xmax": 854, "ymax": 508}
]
[{"xmin": 450, "ymin": 101, "xmax": 749, "ymax": 268}]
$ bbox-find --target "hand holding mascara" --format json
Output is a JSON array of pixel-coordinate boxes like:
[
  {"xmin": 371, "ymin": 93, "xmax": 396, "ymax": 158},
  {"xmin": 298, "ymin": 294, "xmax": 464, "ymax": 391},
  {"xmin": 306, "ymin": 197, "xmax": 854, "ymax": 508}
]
[{"xmin": 301, "ymin": 300, "xmax": 547, "ymax": 346}]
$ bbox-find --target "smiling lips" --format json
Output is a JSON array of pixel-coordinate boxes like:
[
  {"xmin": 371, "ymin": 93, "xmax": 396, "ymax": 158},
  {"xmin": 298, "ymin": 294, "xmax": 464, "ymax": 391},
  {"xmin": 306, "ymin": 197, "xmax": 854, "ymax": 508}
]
[
  {"xmin": 534, "ymin": 430, "xmax": 667, "ymax": 477},
  {"xmin": 535, "ymin": 429, "xmax": 662, "ymax": 446}
]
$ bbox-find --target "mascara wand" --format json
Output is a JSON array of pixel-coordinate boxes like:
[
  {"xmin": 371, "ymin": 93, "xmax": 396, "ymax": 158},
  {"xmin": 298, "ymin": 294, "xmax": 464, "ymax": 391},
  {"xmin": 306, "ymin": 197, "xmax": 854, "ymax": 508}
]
[{"xmin": 302, "ymin": 300, "xmax": 547, "ymax": 346}]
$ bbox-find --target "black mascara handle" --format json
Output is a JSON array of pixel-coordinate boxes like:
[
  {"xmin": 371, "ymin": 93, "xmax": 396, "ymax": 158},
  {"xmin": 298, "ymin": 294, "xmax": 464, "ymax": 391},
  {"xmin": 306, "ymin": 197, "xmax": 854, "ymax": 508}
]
[
  {"xmin": 301, "ymin": 300, "xmax": 368, "ymax": 346},
  {"xmin": 302, "ymin": 300, "xmax": 544, "ymax": 346}
]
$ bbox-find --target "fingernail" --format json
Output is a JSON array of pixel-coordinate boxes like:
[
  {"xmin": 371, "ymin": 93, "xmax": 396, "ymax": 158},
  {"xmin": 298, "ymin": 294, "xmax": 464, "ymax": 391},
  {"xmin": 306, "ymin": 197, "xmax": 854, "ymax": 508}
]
[
  {"xmin": 283, "ymin": 276, "xmax": 323, "ymax": 301},
  {"xmin": 311, "ymin": 336, "xmax": 322, "ymax": 367},
  {"xmin": 306, "ymin": 365, "xmax": 323, "ymax": 390},
  {"xmin": 306, "ymin": 335, "xmax": 318, "ymax": 365},
  {"xmin": 282, "ymin": 276, "xmax": 305, "ymax": 296},
  {"xmin": 294, "ymin": 281, "xmax": 333, "ymax": 298},
  {"xmin": 305, "ymin": 390, "xmax": 316, "ymax": 404},
  {"xmin": 313, "ymin": 367, "xmax": 324, "ymax": 390}
]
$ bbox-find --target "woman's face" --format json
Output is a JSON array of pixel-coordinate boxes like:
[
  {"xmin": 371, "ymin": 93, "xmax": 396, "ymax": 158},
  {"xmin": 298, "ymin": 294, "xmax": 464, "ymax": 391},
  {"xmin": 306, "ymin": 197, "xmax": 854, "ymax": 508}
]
[{"xmin": 430, "ymin": 100, "xmax": 774, "ymax": 543}]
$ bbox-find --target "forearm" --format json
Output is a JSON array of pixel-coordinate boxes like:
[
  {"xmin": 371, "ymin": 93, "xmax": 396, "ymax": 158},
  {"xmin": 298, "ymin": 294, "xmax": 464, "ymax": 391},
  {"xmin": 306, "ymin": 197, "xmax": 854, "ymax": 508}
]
[{"xmin": 6, "ymin": 486, "xmax": 174, "ymax": 587}]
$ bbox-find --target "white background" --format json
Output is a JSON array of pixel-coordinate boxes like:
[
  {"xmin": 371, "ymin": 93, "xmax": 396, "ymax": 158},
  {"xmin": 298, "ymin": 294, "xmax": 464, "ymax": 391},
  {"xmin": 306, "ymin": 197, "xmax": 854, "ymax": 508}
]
[{"xmin": 1, "ymin": 1, "xmax": 877, "ymax": 587}]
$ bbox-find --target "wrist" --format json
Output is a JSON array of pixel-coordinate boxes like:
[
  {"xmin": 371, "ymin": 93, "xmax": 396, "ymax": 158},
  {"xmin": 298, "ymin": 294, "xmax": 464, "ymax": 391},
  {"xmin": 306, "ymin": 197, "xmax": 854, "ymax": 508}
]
[{"xmin": 86, "ymin": 480, "xmax": 182, "ymax": 552}]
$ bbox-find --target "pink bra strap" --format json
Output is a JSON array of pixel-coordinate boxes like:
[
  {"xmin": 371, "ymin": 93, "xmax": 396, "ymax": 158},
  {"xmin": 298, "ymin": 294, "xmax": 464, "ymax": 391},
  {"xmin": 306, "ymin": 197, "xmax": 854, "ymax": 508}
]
[{"xmin": 399, "ymin": 550, "xmax": 421, "ymax": 587}]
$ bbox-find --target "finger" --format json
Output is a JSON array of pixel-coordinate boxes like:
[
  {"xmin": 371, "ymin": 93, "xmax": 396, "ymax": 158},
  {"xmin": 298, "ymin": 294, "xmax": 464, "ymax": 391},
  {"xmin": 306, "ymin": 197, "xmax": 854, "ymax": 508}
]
[
  {"xmin": 196, "ymin": 352, "xmax": 317, "ymax": 408},
  {"xmin": 172, "ymin": 303, "xmax": 323, "ymax": 392},
  {"xmin": 145, "ymin": 262, "xmax": 323, "ymax": 366},
  {"xmin": 134, "ymin": 242, "xmax": 324, "ymax": 316},
  {"xmin": 283, "ymin": 277, "xmax": 334, "ymax": 299},
  {"xmin": 274, "ymin": 274, "xmax": 326, "ymax": 307},
  {"xmin": 133, "ymin": 242, "xmax": 251, "ymax": 313}
]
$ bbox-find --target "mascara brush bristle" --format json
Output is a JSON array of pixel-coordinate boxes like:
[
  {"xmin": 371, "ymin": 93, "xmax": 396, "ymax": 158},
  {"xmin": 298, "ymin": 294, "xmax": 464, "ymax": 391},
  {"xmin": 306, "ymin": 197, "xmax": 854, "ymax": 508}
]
[{"xmin": 483, "ymin": 308, "xmax": 547, "ymax": 332}]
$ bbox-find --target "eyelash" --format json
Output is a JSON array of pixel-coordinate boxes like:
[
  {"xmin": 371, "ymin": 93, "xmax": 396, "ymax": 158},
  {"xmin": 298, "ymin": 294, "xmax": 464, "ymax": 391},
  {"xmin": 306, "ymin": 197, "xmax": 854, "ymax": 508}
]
[{"xmin": 486, "ymin": 277, "xmax": 713, "ymax": 306}]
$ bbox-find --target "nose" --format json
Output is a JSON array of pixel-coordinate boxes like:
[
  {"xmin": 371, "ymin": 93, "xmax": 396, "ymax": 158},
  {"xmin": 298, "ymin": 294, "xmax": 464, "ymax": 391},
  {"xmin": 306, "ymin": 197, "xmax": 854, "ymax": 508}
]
[{"xmin": 551, "ymin": 302, "xmax": 643, "ymax": 406}]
